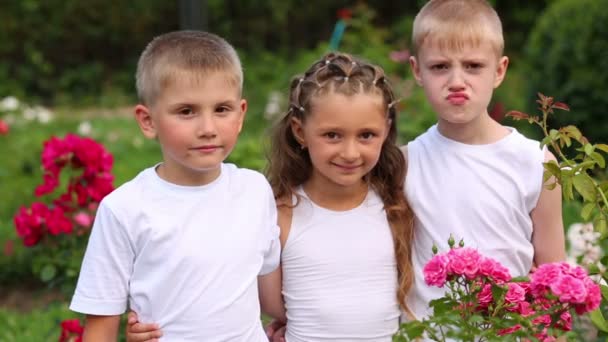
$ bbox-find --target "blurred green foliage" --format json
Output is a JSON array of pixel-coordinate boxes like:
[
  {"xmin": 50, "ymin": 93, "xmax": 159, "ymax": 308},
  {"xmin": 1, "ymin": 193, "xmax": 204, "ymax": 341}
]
[{"xmin": 525, "ymin": 0, "xmax": 608, "ymax": 143}]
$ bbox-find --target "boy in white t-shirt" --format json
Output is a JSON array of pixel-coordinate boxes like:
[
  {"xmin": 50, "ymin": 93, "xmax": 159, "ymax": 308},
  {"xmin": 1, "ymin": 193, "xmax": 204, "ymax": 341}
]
[
  {"xmin": 69, "ymin": 30, "xmax": 282, "ymax": 341},
  {"xmin": 403, "ymin": 0, "xmax": 566, "ymax": 320}
]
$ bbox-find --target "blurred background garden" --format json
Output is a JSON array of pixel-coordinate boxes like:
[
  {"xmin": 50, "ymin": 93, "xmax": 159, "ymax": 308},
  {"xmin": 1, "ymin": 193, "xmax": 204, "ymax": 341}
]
[{"xmin": 1, "ymin": 0, "xmax": 607, "ymax": 340}]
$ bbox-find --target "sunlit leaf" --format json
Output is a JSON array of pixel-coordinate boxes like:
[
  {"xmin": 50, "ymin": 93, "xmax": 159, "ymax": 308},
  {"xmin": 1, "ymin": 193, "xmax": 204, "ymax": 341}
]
[
  {"xmin": 573, "ymin": 173, "xmax": 597, "ymax": 202},
  {"xmin": 591, "ymin": 152, "xmax": 606, "ymax": 168},
  {"xmin": 585, "ymin": 144, "xmax": 595, "ymax": 156},
  {"xmin": 562, "ymin": 177, "xmax": 574, "ymax": 201},
  {"xmin": 595, "ymin": 216, "xmax": 608, "ymax": 238},
  {"xmin": 589, "ymin": 308, "xmax": 608, "ymax": 332},
  {"xmin": 581, "ymin": 202, "xmax": 596, "ymax": 221},
  {"xmin": 596, "ymin": 144, "xmax": 608, "ymax": 154}
]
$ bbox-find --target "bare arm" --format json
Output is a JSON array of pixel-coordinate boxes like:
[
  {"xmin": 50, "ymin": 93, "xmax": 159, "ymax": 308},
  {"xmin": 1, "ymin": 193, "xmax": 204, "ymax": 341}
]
[
  {"xmin": 259, "ymin": 201, "xmax": 293, "ymax": 323},
  {"xmin": 531, "ymin": 150, "xmax": 566, "ymax": 264},
  {"xmin": 83, "ymin": 315, "xmax": 120, "ymax": 342},
  {"xmin": 259, "ymin": 267, "xmax": 286, "ymax": 321}
]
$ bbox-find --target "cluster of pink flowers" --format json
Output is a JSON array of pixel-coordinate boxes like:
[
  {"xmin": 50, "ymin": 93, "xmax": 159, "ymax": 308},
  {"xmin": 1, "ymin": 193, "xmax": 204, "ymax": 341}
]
[
  {"xmin": 0, "ymin": 119, "xmax": 8, "ymax": 135},
  {"xmin": 58, "ymin": 318, "xmax": 84, "ymax": 342},
  {"xmin": 13, "ymin": 134, "xmax": 114, "ymax": 246},
  {"xmin": 423, "ymin": 246, "xmax": 601, "ymax": 341}
]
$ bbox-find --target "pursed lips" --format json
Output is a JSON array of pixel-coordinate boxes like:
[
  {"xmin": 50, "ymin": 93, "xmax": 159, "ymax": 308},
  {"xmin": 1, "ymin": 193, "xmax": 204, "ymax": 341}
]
[{"xmin": 446, "ymin": 92, "xmax": 469, "ymax": 105}]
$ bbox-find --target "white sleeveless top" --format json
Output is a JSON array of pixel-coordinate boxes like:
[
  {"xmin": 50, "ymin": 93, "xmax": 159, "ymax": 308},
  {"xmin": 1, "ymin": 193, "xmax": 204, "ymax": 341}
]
[
  {"xmin": 282, "ymin": 187, "xmax": 401, "ymax": 342},
  {"xmin": 405, "ymin": 125, "xmax": 545, "ymax": 319}
]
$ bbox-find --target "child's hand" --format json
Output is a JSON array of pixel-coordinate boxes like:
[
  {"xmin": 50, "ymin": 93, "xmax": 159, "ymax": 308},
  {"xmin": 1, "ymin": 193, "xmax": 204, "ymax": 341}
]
[
  {"xmin": 126, "ymin": 311, "xmax": 163, "ymax": 342},
  {"xmin": 265, "ymin": 319, "xmax": 286, "ymax": 342}
]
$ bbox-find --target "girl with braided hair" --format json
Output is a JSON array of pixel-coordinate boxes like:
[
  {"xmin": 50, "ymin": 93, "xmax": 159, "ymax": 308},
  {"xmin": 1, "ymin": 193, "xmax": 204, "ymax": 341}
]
[
  {"xmin": 263, "ymin": 51, "xmax": 415, "ymax": 341},
  {"xmin": 126, "ymin": 51, "xmax": 415, "ymax": 342}
]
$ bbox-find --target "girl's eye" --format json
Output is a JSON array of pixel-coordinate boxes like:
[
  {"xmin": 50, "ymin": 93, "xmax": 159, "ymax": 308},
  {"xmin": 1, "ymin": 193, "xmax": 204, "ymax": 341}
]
[
  {"xmin": 360, "ymin": 132, "xmax": 376, "ymax": 140},
  {"xmin": 324, "ymin": 132, "xmax": 339, "ymax": 139}
]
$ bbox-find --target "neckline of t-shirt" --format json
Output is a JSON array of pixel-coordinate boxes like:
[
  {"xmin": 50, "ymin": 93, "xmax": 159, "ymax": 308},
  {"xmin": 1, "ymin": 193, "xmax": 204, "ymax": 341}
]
[
  {"xmin": 296, "ymin": 185, "xmax": 375, "ymax": 215},
  {"xmin": 147, "ymin": 162, "xmax": 225, "ymax": 195},
  {"xmin": 430, "ymin": 124, "xmax": 518, "ymax": 152}
]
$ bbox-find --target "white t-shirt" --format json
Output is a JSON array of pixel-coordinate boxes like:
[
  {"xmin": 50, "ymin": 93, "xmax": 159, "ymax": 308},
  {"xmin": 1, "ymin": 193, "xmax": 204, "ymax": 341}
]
[
  {"xmin": 282, "ymin": 187, "xmax": 401, "ymax": 342},
  {"xmin": 405, "ymin": 125, "xmax": 545, "ymax": 320},
  {"xmin": 70, "ymin": 163, "xmax": 281, "ymax": 342}
]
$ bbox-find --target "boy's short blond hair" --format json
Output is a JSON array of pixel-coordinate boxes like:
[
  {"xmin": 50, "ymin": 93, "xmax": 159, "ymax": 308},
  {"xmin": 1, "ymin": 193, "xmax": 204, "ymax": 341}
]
[
  {"xmin": 136, "ymin": 30, "xmax": 243, "ymax": 106},
  {"xmin": 412, "ymin": 0, "xmax": 504, "ymax": 57}
]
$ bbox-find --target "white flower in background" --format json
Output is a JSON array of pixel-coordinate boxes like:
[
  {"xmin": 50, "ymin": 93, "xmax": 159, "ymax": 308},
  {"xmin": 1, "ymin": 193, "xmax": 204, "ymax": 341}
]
[
  {"xmin": 23, "ymin": 106, "xmax": 36, "ymax": 121},
  {"xmin": 0, "ymin": 96, "xmax": 20, "ymax": 111},
  {"xmin": 264, "ymin": 91, "xmax": 283, "ymax": 120},
  {"xmin": 34, "ymin": 106, "xmax": 53, "ymax": 124},
  {"xmin": 567, "ymin": 222, "xmax": 603, "ymax": 271},
  {"xmin": 22, "ymin": 105, "xmax": 54, "ymax": 123},
  {"xmin": 78, "ymin": 121, "xmax": 93, "ymax": 136}
]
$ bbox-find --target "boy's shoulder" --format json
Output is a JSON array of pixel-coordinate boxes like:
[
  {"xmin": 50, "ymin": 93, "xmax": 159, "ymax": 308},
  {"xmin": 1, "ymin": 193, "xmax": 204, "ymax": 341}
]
[
  {"xmin": 100, "ymin": 166, "xmax": 156, "ymax": 209},
  {"xmin": 222, "ymin": 163, "xmax": 271, "ymax": 191}
]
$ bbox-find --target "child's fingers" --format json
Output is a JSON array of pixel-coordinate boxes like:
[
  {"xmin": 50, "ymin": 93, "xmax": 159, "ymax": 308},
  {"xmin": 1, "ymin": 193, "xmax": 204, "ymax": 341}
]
[
  {"xmin": 127, "ymin": 311, "xmax": 138, "ymax": 324},
  {"xmin": 129, "ymin": 322, "xmax": 161, "ymax": 333},
  {"xmin": 126, "ymin": 328, "xmax": 163, "ymax": 342},
  {"xmin": 271, "ymin": 326, "xmax": 287, "ymax": 342},
  {"xmin": 265, "ymin": 319, "xmax": 284, "ymax": 337}
]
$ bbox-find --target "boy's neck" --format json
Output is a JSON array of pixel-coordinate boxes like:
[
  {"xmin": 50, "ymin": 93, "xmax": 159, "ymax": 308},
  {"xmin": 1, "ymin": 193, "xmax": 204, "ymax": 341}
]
[{"xmin": 436, "ymin": 113, "xmax": 510, "ymax": 145}]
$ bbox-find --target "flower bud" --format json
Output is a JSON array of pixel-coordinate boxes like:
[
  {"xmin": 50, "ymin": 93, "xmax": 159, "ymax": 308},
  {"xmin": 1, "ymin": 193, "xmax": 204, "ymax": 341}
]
[
  {"xmin": 432, "ymin": 244, "xmax": 438, "ymax": 255},
  {"xmin": 448, "ymin": 234, "xmax": 455, "ymax": 248}
]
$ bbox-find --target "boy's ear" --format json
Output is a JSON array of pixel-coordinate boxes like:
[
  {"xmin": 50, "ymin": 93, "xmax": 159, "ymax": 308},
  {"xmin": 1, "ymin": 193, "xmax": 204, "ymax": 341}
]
[
  {"xmin": 290, "ymin": 117, "xmax": 306, "ymax": 148},
  {"xmin": 493, "ymin": 56, "xmax": 509, "ymax": 88},
  {"xmin": 409, "ymin": 56, "xmax": 423, "ymax": 86},
  {"xmin": 134, "ymin": 104, "xmax": 157, "ymax": 139},
  {"xmin": 237, "ymin": 99, "xmax": 247, "ymax": 133}
]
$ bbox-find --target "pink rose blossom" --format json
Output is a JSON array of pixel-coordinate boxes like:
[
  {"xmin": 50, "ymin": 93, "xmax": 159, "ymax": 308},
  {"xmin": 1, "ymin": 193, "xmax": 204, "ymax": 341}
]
[
  {"xmin": 448, "ymin": 247, "xmax": 482, "ymax": 279},
  {"xmin": 424, "ymin": 253, "xmax": 450, "ymax": 287},
  {"xmin": 505, "ymin": 282, "xmax": 526, "ymax": 304}
]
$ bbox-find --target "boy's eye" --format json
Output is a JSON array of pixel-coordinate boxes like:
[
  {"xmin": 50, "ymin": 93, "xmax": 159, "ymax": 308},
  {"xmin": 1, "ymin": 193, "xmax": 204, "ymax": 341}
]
[
  {"xmin": 430, "ymin": 64, "xmax": 448, "ymax": 71},
  {"xmin": 216, "ymin": 106, "xmax": 230, "ymax": 113},
  {"xmin": 178, "ymin": 107, "xmax": 194, "ymax": 116},
  {"xmin": 466, "ymin": 63, "xmax": 483, "ymax": 70}
]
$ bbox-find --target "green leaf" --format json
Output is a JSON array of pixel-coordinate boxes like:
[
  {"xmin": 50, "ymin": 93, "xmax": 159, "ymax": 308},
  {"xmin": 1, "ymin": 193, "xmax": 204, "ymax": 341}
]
[
  {"xmin": 572, "ymin": 173, "xmax": 597, "ymax": 202},
  {"xmin": 543, "ymin": 160, "xmax": 561, "ymax": 179},
  {"xmin": 589, "ymin": 308, "xmax": 608, "ymax": 332},
  {"xmin": 581, "ymin": 202, "xmax": 596, "ymax": 220},
  {"xmin": 601, "ymin": 284, "xmax": 608, "ymax": 301},
  {"xmin": 595, "ymin": 216, "xmax": 608, "ymax": 238},
  {"xmin": 562, "ymin": 176, "xmax": 574, "ymax": 201},
  {"xmin": 40, "ymin": 264, "xmax": 57, "ymax": 283},
  {"xmin": 596, "ymin": 143, "xmax": 608, "ymax": 153},
  {"xmin": 591, "ymin": 152, "xmax": 606, "ymax": 168},
  {"xmin": 584, "ymin": 143, "xmax": 595, "ymax": 156}
]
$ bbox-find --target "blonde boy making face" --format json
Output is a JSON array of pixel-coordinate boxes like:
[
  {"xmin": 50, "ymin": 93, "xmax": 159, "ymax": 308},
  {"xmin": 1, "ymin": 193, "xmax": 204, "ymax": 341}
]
[
  {"xmin": 69, "ymin": 31, "xmax": 282, "ymax": 341},
  {"xmin": 404, "ymin": 0, "xmax": 566, "ymax": 320}
]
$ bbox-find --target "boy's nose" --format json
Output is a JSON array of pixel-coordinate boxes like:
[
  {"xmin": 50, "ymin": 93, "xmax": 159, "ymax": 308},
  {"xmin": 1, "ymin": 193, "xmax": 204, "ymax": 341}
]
[
  {"xmin": 447, "ymin": 70, "xmax": 466, "ymax": 91},
  {"xmin": 196, "ymin": 114, "xmax": 217, "ymax": 137}
]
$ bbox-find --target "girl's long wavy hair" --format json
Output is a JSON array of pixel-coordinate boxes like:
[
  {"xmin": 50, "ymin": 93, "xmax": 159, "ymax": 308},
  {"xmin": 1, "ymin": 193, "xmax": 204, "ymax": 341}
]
[{"xmin": 266, "ymin": 52, "xmax": 415, "ymax": 313}]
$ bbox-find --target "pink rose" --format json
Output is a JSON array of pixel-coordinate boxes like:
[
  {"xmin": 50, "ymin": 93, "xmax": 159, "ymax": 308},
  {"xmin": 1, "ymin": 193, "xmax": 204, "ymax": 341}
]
[
  {"xmin": 424, "ymin": 253, "xmax": 450, "ymax": 287},
  {"xmin": 505, "ymin": 282, "xmax": 526, "ymax": 304},
  {"xmin": 550, "ymin": 275, "xmax": 587, "ymax": 303},
  {"xmin": 448, "ymin": 247, "xmax": 482, "ymax": 279}
]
